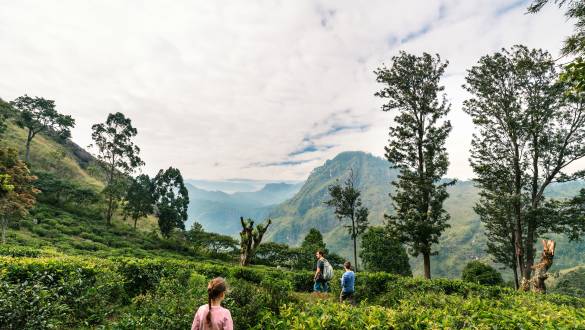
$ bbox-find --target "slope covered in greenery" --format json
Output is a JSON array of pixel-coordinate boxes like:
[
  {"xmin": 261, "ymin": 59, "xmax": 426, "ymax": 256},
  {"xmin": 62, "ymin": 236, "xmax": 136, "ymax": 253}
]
[
  {"xmin": 266, "ymin": 151, "xmax": 585, "ymax": 278},
  {"xmin": 0, "ymin": 122, "xmax": 102, "ymax": 190}
]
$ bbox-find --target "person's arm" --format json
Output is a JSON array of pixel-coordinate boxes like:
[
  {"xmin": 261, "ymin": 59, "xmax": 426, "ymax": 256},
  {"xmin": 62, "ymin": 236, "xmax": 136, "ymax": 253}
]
[
  {"xmin": 314, "ymin": 261, "xmax": 321, "ymax": 279},
  {"xmin": 191, "ymin": 307, "xmax": 202, "ymax": 330},
  {"xmin": 223, "ymin": 310, "xmax": 234, "ymax": 330}
]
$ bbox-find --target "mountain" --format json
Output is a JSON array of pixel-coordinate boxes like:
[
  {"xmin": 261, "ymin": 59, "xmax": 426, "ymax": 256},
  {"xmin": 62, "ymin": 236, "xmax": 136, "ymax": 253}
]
[
  {"xmin": 186, "ymin": 182, "xmax": 302, "ymax": 235},
  {"xmin": 265, "ymin": 151, "xmax": 585, "ymax": 278},
  {"xmin": 185, "ymin": 179, "xmax": 302, "ymax": 194}
]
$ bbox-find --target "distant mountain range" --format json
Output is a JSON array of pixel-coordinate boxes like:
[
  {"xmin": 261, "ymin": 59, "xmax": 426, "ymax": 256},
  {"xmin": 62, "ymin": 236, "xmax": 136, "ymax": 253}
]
[{"xmin": 185, "ymin": 181, "xmax": 303, "ymax": 234}]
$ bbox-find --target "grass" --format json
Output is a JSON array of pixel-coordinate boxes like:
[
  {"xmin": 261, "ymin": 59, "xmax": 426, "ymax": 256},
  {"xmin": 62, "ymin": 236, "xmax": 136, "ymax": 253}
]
[{"xmin": 0, "ymin": 122, "xmax": 103, "ymax": 190}]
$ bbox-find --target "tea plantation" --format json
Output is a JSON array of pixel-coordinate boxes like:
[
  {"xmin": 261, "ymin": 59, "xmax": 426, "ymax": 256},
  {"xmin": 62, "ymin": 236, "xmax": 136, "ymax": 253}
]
[{"xmin": 1, "ymin": 246, "xmax": 584, "ymax": 329}]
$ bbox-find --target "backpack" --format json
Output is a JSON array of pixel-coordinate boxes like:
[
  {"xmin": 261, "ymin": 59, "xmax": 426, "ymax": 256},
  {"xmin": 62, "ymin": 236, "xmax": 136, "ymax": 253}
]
[{"xmin": 322, "ymin": 259, "xmax": 334, "ymax": 281}]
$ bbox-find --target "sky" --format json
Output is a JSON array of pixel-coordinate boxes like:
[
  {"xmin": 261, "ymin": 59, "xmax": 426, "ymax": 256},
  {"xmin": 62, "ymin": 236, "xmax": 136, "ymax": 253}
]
[{"xmin": 0, "ymin": 0, "xmax": 581, "ymax": 181}]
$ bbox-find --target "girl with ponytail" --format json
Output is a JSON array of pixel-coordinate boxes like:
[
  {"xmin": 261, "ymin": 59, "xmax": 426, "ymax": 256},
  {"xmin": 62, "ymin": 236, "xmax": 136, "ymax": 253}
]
[{"xmin": 191, "ymin": 277, "xmax": 233, "ymax": 330}]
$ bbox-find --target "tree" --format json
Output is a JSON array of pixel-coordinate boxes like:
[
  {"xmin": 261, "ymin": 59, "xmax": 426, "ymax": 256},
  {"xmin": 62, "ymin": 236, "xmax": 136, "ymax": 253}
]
[
  {"xmin": 91, "ymin": 112, "xmax": 143, "ymax": 225},
  {"xmin": 324, "ymin": 169, "xmax": 369, "ymax": 272},
  {"xmin": 463, "ymin": 45, "xmax": 585, "ymax": 290},
  {"xmin": 152, "ymin": 167, "xmax": 189, "ymax": 238},
  {"xmin": 529, "ymin": 2, "xmax": 585, "ymax": 98},
  {"xmin": 0, "ymin": 98, "xmax": 15, "ymax": 136},
  {"xmin": 375, "ymin": 52, "xmax": 455, "ymax": 279},
  {"xmin": 123, "ymin": 174, "xmax": 154, "ymax": 229},
  {"xmin": 360, "ymin": 227, "xmax": 412, "ymax": 276},
  {"xmin": 239, "ymin": 217, "xmax": 271, "ymax": 266},
  {"xmin": 0, "ymin": 148, "xmax": 38, "ymax": 243},
  {"xmin": 301, "ymin": 228, "xmax": 328, "ymax": 253},
  {"xmin": 296, "ymin": 228, "xmax": 329, "ymax": 270},
  {"xmin": 461, "ymin": 261, "xmax": 504, "ymax": 286},
  {"xmin": 11, "ymin": 95, "xmax": 75, "ymax": 163}
]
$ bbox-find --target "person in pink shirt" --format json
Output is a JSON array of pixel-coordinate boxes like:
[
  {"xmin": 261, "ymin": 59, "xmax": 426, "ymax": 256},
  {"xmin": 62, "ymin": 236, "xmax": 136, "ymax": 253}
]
[{"xmin": 191, "ymin": 277, "xmax": 233, "ymax": 330}]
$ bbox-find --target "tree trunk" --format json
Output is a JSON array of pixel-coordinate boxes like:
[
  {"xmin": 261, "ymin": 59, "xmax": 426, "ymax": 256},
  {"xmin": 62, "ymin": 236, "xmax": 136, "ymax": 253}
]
[
  {"xmin": 423, "ymin": 252, "xmax": 431, "ymax": 279},
  {"xmin": 531, "ymin": 240, "xmax": 555, "ymax": 293},
  {"xmin": 106, "ymin": 195, "xmax": 114, "ymax": 225},
  {"xmin": 1, "ymin": 217, "xmax": 6, "ymax": 244},
  {"xmin": 351, "ymin": 216, "xmax": 358, "ymax": 272},
  {"xmin": 512, "ymin": 259, "xmax": 519, "ymax": 290},
  {"xmin": 25, "ymin": 129, "xmax": 33, "ymax": 163},
  {"xmin": 353, "ymin": 235, "xmax": 358, "ymax": 272},
  {"xmin": 134, "ymin": 217, "xmax": 137, "ymax": 229}
]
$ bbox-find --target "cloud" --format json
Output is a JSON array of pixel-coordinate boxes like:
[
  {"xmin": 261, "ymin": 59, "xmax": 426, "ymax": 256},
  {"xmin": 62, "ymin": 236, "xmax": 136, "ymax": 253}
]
[{"xmin": 0, "ymin": 0, "xmax": 581, "ymax": 181}]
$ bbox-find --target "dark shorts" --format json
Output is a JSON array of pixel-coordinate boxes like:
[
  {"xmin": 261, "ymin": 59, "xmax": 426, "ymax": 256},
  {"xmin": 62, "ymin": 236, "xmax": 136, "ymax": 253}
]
[{"xmin": 340, "ymin": 291, "xmax": 355, "ymax": 304}]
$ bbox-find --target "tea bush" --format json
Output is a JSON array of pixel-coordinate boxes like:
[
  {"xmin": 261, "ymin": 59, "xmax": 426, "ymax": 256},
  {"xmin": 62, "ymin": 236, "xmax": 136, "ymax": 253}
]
[{"xmin": 1, "ymin": 254, "xmax": 584, "ymax": 329}]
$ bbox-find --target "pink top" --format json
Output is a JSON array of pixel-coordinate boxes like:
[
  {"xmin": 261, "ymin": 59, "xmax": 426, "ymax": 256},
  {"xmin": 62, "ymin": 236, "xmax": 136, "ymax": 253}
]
[{"xmin": 191, "ymin": 305, "xmax": 233, "ymax": 330}]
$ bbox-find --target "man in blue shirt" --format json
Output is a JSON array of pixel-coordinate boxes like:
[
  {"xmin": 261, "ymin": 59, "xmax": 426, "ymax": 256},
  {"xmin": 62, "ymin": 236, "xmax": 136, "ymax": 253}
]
[{"xmin": 340, "ymin": 261, "xmax": 355, "ymax": 305}]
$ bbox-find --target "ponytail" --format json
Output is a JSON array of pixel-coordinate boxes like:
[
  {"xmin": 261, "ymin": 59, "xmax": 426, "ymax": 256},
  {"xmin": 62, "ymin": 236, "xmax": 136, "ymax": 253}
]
[
  {"xmin": 205, "ymin": 277, "xmax": 227, "ymax": 327},
  {"xmin": 206, "ymin": 288, "xmax": 212, "ymax": 326}
]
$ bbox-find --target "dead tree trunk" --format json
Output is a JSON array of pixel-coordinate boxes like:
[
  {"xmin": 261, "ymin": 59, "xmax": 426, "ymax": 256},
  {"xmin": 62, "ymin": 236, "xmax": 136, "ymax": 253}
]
[
  {"xmin": 239, "ymin": 217, "xmax": 271, "ymax": 266},
  {"xmin": 530, "ymin": 240, "xmax": 555, "ymax": 293}
]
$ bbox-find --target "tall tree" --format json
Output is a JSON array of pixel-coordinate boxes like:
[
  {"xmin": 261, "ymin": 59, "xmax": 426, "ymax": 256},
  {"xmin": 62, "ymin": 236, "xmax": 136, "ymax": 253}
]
[
  {"xmin": 123, "ymin": 174, "xmax": 154, "ymax": 229},
  {"xmin": 360, "ymin": 226, "xmax": 412, "ymax": 276},
  {"xmin": 463, "ymin": 45, "xmax": 585, "ymax": 290},
  {"xmin": 239, "ymin": 217, "xmax": 271, "ymax": 266},
  {"xmin": 375, "ymin": 52, "xmax": 455, "ymax": 279},
  {"xmin": 152, "ymin": 167, "xmax": 189, "ymax": 237},
  {"xmin": 11, "ymin": 95, "xmax": 75, "ymax": 163},
  {"xmin": 0, "ymin": 148, "xmax": 38, "ymax": 244},
  {"xmin": 91, "ymin": 112, "xmax": 143, "ymax": 225},
  {"xmin": 324, "ymin": 169, "xmax": 369, "ymax": 272}
]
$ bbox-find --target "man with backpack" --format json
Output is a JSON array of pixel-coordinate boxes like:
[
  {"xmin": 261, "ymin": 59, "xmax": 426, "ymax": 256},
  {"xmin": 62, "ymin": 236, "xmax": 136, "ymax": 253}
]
[{"xmin": 313, "ymin": 250, "xmax": 333, "ymax": 293}]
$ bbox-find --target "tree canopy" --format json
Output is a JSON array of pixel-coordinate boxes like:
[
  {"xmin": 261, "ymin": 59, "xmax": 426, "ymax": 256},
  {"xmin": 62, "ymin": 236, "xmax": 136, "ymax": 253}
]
[
  {"xmin": 153, "ymin": 167, "xmax": 189, "ymax": 238},
  {"xmin": 375, "ymin": 51, "xmax": 455, "ymax": 279},
  {"xmin": 91, "ymin": 112, "xmax": 143, "ymax": 224},
  {"xmin": 11, "ymin": 95, "xmax": 75, "ymax": 163},
  {"xmin": 360, "ymin": 227, "xmax": 412, "ymax": 276},
  {"xmin": 324, "ymin": 169, "xmax": 369, "ymax": 272}
]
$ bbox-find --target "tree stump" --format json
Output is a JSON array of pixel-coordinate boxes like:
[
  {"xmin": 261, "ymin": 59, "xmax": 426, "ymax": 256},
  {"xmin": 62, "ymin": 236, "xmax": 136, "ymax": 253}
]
[{"xmin": 530, "ymin": 240, "xmax": 555, "ymax": 293}]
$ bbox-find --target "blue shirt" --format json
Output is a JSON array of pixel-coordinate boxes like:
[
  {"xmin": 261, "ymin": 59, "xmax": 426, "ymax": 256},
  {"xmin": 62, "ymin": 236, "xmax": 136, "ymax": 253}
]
[{"xmin": 340, "ymin": 270, "xmax": 355, "ymax": 293}]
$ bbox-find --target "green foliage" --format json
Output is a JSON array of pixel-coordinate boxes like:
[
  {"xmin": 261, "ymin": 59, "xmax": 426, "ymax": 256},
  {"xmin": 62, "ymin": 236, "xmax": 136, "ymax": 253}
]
[
  {"xmin": 11, "ymin": 95, "xmax": 75, "ymax": 163},
  {"xmin": 463, "ymin": 45, "xmax": 585, "ymax": 285},
  {"xmin": 375, "ymin": 51, "xmax": 455, "ymax": 279},
  {"xmin": 550, "ymin": 266, "xmax": 585, "ymax": 298},
  {"xmin": 0, "ymin": 147, "xmax": 39, "ymax": 244},
  {"xmin": 34, "ymin": 170, "xmax": 102, "ymax": 218},
  {"xmin": 123, "ymin": 174, "xmax": 154, "ymax": 229},
  {"xmin": 1, "ymin": 254, "xmax": 584, "ymax": 329},
  {"xmin": 324, "ymin": 169, "xmax": 369, "ymax": 271},
  {"xmin": 91, "ymin": 112, "xmax": 143, "ymax": 225},
  {"xmin": 0, "ymin": 98, "xmax": 14, "ymax": 136},
  {"xmin": 153, "ymin": 167, "xmax": 189, "ymax": 237},
  {"xmin": 360, "ymin": 227, "xmax": 411, "ymax": 276},
  {"xmin": 461, "ymin": 261, "xmax": 504, "ymax": 286}
]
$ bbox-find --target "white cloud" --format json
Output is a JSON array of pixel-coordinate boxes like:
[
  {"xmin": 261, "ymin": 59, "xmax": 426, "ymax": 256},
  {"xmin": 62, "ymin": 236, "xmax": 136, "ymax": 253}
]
[{"xmin": 0, "ymin": 0, "xmax": 580, "ymax": 180}]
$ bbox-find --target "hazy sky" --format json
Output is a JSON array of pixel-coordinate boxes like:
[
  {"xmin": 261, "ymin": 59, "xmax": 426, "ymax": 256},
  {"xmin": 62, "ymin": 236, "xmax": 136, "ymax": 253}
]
[{"xmin": 0, "ymin": 0, "xmax": 580, "ymax": 181}]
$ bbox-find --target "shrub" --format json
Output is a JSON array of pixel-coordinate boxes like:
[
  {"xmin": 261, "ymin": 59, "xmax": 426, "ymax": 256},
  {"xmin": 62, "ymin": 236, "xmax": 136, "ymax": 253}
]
[
  {"xmin": 0, "ymin": 245, "xmax": 42, "ymax": 257},
  {"xmin": 461, "ymin": 261, "xmax": 504, "ymax": 286}
]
